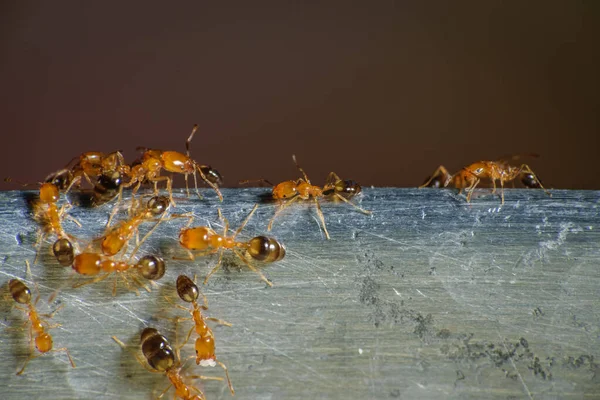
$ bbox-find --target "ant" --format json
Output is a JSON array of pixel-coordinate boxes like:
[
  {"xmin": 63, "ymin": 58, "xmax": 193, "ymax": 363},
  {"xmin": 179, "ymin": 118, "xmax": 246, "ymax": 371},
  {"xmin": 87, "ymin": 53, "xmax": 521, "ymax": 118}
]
[
  {"xmin": 178, "ymin": 204, "xmax": 285, "ymax": 287},
  {"xmin": 420, "ymin": 159, "xmax": 551, "ymax": 204},
  {"xmin": 71, "ymin": 250, "xmax": 166, "ymax": 296},
  {"xmin": 45, "ymin": 151, "xmax": 129, "ymax": 194},
  {"xmin": 164, "ymin": 275, "xmax": 234, "ymax": 395},
  {"xmin": 8, "ymin": 276, "xmax": 75, "ymax": 375},
  {"xmin": 112, "ymin": 327, "xmax": 223, "ymax": 400},
  {"xmin": 99, "ymin": 195, "xmax": 170, "ymax": 257},
  {"xmin": 125, "ymin": 124, "xmax": 223, "ymax": 205},
  {"xmin": 244, "ymin": 155, "xmax": 371, "ymax": 240},
  {"xmin": 33, "ymin": 182, "xmax": 81, "ymax": 263}
]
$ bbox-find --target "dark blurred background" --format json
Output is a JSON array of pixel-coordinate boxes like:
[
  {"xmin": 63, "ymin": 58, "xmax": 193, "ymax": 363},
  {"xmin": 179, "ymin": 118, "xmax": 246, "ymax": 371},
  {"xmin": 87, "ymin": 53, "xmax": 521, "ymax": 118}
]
[{"xmin": 1, "ymin": 1, "xmax": 598, "ymax": 190}]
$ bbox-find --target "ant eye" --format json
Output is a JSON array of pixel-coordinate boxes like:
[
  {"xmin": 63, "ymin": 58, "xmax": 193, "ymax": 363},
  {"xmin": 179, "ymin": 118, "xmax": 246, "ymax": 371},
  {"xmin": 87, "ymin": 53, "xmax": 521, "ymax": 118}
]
[{"xmin": 476, "ymin": 168, "xmax": 483, "ymax": 174}]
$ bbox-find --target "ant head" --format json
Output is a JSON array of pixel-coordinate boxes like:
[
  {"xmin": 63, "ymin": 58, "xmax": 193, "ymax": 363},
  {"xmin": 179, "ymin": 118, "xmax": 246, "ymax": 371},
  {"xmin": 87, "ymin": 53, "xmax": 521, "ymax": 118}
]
[
  {"xmin": 147, "ymin": 196, "xmax": 170, "ymax": 216},
  {"xmin": 176, "ymin": 275, "xmax": 199, "ymax": 303}
]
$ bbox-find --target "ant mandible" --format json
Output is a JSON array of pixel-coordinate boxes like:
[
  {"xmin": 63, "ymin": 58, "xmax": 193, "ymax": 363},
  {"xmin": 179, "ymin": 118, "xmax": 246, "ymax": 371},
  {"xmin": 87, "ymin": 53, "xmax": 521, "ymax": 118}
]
[
  {"xmin": 125, "ymin": 124, "xmax": 223, "ymax": 205},
  {"xmin": 178, "ymin": 204, "xmax": 285, "ymax": 287},
  {"xmin": 249, "ymin": 155, "xmax": 371, "ymax": 240},
  {"xmin": 112, "ymin": 328, "xmax": 223, "ymax": 400},
  {"xmin": 8, "ymin": 275, "xmax": 76, "ymax": 375},
  {"xmin": 164, "ymin": 275, "xmax": 234, "ymax": 395}
]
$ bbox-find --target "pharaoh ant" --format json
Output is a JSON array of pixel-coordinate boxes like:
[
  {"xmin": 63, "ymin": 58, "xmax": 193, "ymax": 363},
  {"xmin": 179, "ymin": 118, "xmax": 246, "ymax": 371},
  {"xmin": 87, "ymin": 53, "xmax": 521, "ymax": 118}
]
[
  {"xmin": 45, "ymin": 151, "xmax": 129, "ymax": 194},
  {"xmin": 163, "ymin": 275, "xmax": 234, "ymax": 395},
  {"xmin": 125, "ymin": 124, "xmax": 223, "ymax": 206},
  {"xmin": 71, "ymin": 250, "xmax": 166, "ymax": 296},
  {"xmin": 178, "ymin": 204, "xmax": 285, "ymax": 287},
  {"xmin": 420, "ymin": 159, "xmax": 551, "ymax": 204},
  {"xmin": 33, "ymin": 183, "xmax": 81, "ymax": 263},
  {"xmin": 243, "ymin": 155, "xmax": 371, "ymax": 240},
  {"xmin": 8, "ymin": 275, "xmax": 75, "ymax": 375},
  {"xmin": 98, "ymin": 195, "xmax": 170, "ymax": 257},
  {"xmin": 112, "ymin": 328, "xmax": 223, "ymax": 400}
]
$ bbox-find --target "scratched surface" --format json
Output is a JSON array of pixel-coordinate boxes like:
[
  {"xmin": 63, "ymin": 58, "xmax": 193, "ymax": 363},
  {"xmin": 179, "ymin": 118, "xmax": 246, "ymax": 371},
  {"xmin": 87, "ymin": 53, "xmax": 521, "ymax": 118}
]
[{"xmin": 0, "ymin": 188, "xmax": 599, "ymax": 399}]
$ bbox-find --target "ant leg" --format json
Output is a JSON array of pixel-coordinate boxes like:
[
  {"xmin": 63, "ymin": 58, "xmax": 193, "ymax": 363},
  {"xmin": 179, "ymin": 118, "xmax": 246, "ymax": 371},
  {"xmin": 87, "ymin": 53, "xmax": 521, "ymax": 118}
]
[
  {"xmin": 490, "ymin": 179, "xmax": 497, "ymax": 194},
  {"xmin": 233, "ymin": 249, "xmax": 273, "ymax": 287},
  {"xmin": 72, "ymin": 272, "xmax": 112, "ymax": 289},
  {"xmin": 217, "ymin": 208, "xmax": 230, "ymax": 236},
  {"xmin": 196, "ymin": 166, "xmax": 223, "ymax": 202},
  {"xmin": 333, "ymin": 193, "xmax": 372, "ymax": 215},
  {"xmin": 203, "ymin": 250, "xmax": 224, "ymax": 285},
  {"xmin": 216, "ymin": 359, "xmax": 235, "ymax": 395},
  {"xmin": 52, "ymin": 347, "xmax": 76, "ymax": 368},
  {"xmin": 518, "ymin": 164, "xmax": 552, "ymax": 197},
  {"xmin": 239, "ymin": 178, "xmax": 274, "ymax": 186},
  {"xmin": 313, "ymin": 197, "xmax": 331, "ymax": 240},
  {"xmin": 156, "ymin": 383, "xmax": 173, "ymax": 400},
  {"xmin": 419, "ymin": 165, "xmax": 451, "ymax": 188},
  {"xmin": 16, "ymin": 325, "xmax": 37, "ymax": 375},
  {"xmin": 126, "ymin": 214, "xmax": 167, "ymax": 264},
  {"xmin": 267, "ymin": 196, "xmax": 300, "ymax": 231},
  {"xmin": 500, "ymin": 178, "xmax": 505, "ymax": 205},
  {"xmin": 233, "ymin": 204, "xmax": 259, "ymax": 239},
  {"xmin": 205, "ymin": 317, "xmax": 232, "ymax": 327},
  {"xmin": 465, "ymin": 178, "xmax": 481, "ymax": 202},
  {"xmin": 324, "ymin": 171, "xmax": 342, "ymax": 188},
  {"xmin": 149, "ymin": 175, "xmax": 174, "ymax": 206}
]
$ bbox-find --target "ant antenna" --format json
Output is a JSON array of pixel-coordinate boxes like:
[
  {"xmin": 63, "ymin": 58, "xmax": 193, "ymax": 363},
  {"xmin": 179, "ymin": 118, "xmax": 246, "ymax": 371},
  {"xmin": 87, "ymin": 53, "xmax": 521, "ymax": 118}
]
[
  {"xmin": 292, "ymin": 154, "xmax": 310, "ymax": 183},
  {"xmin": 186, "ymin": 124, "xmax": 199, "ymax": 157}
]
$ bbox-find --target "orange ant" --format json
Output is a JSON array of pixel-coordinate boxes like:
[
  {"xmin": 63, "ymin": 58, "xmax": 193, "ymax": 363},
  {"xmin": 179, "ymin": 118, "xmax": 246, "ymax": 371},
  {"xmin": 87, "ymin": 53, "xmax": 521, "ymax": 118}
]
[
  {"xmin": 420, "ymin": 159, "xmax": 551, "ymax": 204},
  {"xmin": 71, "ymin": 250, "xmax": 166, "ymax": 296},
  {"xmin": 125, "ymin": 124, "xmax": 223, "ymax": 205},
  {"xmin": 178, "ymin": 204, "xmax": 285, "ymax": 287},
  {"xmin": 244, "ymin": 155, "xmax": 371, "ymax": 239},
  {"xmin": 8, "ymin": 276, "xmax": 75, "ymax": 375},
  {"xmin": 33, "ymin": 182, "xmax": 81, "ymax": 263},
  {"xmin": 99, "ymin": 195, "xmax": 170, "ymax": 257},
  {"xmin": 45, "ymin": 151, "xmax": 129, "ymax": 193},
  {"xmin": 112, "ymin": 328, "xmax": 223, "ymax": 400},
  {"xmin": 163, "ymin": 275, "xmax": 234, "ymax": 395}
]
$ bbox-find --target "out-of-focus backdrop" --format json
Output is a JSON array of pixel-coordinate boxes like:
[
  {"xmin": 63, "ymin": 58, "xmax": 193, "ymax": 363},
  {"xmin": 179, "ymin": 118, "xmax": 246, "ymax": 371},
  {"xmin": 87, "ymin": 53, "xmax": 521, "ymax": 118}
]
[{"xmin": 1, "ymin": 1, "xmax": 598, "ymax": 189}]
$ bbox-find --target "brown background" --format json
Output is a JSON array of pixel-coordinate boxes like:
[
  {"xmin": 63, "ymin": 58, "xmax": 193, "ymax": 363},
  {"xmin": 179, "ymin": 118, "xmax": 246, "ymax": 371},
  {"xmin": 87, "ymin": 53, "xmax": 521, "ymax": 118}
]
[{"xmin": 1, "ymin": 1, "xmax": 598, "ymax": 190}]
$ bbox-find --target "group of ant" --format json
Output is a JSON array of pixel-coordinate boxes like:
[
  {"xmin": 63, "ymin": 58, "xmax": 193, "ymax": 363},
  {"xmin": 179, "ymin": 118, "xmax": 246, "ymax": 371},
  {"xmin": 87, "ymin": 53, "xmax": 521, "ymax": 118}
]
[
  {"xmin": 6, "ymin": 125, "xmax": 378, "ymax": 399},
  {"xmin": 6, "ymin": 124, "xmax": 550, "ymax": 398}
]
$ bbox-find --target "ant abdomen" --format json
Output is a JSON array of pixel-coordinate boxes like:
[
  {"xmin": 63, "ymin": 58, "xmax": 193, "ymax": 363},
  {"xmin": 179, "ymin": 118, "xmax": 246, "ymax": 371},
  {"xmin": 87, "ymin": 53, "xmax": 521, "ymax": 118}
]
[
  {"xmin": 199, "ymin": 166, "xmax": 223, "ymax": 186},
  {"xmin": 247, "ymin": 236, "xmax": 286, "ymax": 262},
  {"xmin": 336, "ymin": 180, "xmax": 361, "ymax": 196},
  {"xmin": 53, "ymin": 238, "xmax": 75, "ymax": 267},
  {"xmin": 9, "ymin": 279, "xmax": 32, "ymax": 304},
  {"xmin": 147, "ymin": 196, "xmax": 170, "ymax": 216},
  {"xmin": 521, "ymin": 173, "xmax": 542, "ymax": 189},
  {"xmin": 137, "ymin": 255, "xmax": 166, "ymax": 280},
  {"xmin": 140, "ymin": 328, "xmax": 175, "ymax": 372},
  {"xmin": 176, "ymin": 275, "xmax": 199, "ymax": 303}
]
